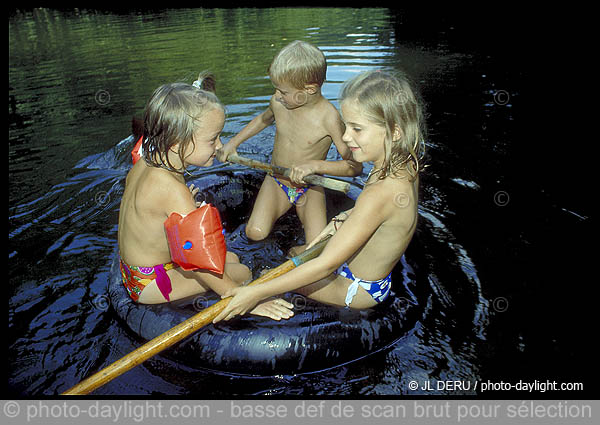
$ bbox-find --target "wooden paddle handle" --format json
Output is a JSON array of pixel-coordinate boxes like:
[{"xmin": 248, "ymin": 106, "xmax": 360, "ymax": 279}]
[
  {"xmin": 62, "ymin": 236, "xmax": 331, "ymax": 395},
  {"xmin": 62, "ymin": 300, "xmax": 231, "ymax": 395},
  {"xmin": 227, "ymin": 154, "xmax": 350, "ymax": 194}
]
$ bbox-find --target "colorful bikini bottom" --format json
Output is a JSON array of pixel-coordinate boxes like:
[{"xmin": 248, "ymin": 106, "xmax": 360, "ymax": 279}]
[
  {"xmin": 271, "ymin": 175, "xmax": 310, "ymax": 205},
  {"xmin": 119, "ymin": 258, "xmax": 179, "ymax": 302}
]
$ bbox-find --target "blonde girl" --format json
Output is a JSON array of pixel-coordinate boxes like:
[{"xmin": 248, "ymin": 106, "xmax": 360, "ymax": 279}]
[
  {"xmin": 214, "ymin": 69, "xmax": 426, "ymax": 321},
  {"xmin": 118, "ymin": 72, "xmax": 293, "ymax": 320}
]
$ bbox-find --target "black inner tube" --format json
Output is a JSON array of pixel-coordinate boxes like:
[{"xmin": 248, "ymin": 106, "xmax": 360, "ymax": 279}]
[{"xmin": 108, "ymin": 170, "xmax": 424, "ymax": 376}]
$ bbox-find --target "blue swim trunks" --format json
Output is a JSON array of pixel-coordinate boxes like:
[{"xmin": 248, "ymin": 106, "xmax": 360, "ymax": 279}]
[
  {"xmin": 271, "ymin": 175, "xmax": 309, "ymax": 205},
  {"xmin": 336, "ymin": 263, "xmax": 392, "ymax": 306}
]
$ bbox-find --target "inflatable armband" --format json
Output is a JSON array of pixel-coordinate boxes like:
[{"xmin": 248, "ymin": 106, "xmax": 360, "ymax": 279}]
[
  {"xmin": 132, "ymin": 135, "xmax": 144, "ymax": 165},
  {"xmin": 164, "ymin": 204, "xmax": 227, "ymax": 273}
]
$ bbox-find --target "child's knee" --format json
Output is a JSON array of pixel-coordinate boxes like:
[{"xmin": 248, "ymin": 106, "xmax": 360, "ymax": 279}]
[
  {"xmin": 245, "ymin": 225, "xmax": 268, "ymax": 241},
  {"xmin": 242, "ymin": 265, "xmax": 252, "ymax": 281},
  {"xmin": 237, "ymin": 264, "xmax": 252, "ymax": 285},
  {"xmin": 226, "ymin": 251, "xmax": 240, "ymax": 263}
]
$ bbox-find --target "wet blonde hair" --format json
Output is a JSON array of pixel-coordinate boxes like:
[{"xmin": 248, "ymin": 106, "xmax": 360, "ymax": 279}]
[
  {"xmin": 340, "ymin": 70, "xmax": 427, "ymax": 181},
  {"xmin": 142, "ymin": 71, "xmax": 223, "ymax": 173},
  {"xmin": 268, "ymin": 40, "xmax": 327, "ymax": 89}
]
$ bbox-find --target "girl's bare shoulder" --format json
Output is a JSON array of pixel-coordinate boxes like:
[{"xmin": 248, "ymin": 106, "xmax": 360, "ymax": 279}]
[
  {"xmin": 353, "ymin": 178, "xmax": 393, "ymax": 218},
  {"xmin": 133, "ymin": 167, "xmax": 193, "ymax": 215},
  {"xmin": 360, "ymin": 174, "xmax": 418, "ymax": 226}
]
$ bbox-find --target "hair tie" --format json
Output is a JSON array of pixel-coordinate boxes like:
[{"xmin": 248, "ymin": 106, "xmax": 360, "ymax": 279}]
[{"xmin": 192, "ymin": 79, "xmax": 202, "ymax": 89}]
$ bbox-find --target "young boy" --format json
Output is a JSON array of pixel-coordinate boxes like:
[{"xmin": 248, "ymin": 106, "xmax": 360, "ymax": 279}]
[{"xmin": 218, "ymin": 40, "xmax": 362, "ymax": 254}]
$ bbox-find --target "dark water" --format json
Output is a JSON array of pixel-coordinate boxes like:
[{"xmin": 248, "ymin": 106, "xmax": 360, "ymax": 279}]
[{"xmin": 9, "ymin": 8, "xmax": 592, "ymax": 397}]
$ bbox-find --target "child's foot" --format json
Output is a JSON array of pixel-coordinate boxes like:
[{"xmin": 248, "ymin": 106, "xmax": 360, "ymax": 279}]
[{"xmin": 249, "ymin": 298, "xmax": 294, "ymax": 321}]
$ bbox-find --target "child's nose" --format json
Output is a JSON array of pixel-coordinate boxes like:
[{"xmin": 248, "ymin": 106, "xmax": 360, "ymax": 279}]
[{"xmin": 342, "ymin": 128, "xmax": 352, "ymax": 143}]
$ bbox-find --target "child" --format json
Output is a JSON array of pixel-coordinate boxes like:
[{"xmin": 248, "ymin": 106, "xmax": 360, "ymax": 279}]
[
  {"xmin": 213, "ymin": 69, "xmax": 426, "ymax": 321},
  {"xmin": 217, "ymin": 40, "xmax": 362, "ymax": 254},
  {"xmin": 118, "ymin": 73, "xmax": 293, "ymax": 321}
]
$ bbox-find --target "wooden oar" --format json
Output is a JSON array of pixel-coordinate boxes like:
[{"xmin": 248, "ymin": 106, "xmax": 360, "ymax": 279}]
[
  {"xmin": 62, "ymin": 236, "xmax": 331, "ymax": 395},
  {"xmin": 227, "ymin": 154, "xmax": 350, "ymax": 194}
]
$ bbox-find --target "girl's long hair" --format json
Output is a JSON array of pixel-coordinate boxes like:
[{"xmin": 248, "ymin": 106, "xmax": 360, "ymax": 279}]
[{"xmin": 340, "ymin": 70, "xmax": 427, "ymax": 181}]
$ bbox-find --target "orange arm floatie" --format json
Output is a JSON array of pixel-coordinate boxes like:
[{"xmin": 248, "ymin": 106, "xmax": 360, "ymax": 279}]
[
  {"xmin": 164, "ymin": 204, "xmax": 227, "ymax": 274},
  {"xmin": 131, "ymin": 135, "xmax": 143, "ymax": 165}
]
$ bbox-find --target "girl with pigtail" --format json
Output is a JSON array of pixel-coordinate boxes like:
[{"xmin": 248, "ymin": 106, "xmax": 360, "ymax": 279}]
[{"xmin": 118, "ymin": 72, "xmax": 294, "ymax": 321}]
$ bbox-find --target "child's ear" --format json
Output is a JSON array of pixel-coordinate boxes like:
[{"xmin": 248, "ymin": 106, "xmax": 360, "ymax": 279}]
[
  {"xmin": 392, "ymin": 125, "xmax": 403, "ymax": 141},
  {"xmin": 304, "ymin": 84, "xmax": 319, "ymax": 95}
]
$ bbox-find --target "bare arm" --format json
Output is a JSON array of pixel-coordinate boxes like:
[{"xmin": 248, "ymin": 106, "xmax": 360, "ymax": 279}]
[
  {"xmin": 213, "ymin": 187, "xmax": 391, "ymax": 322},
  {"xmin": 164, "ymin": 183, "xmax": 240, "ymax": 296},
  {"xmin": 290, "ymin": 156, "xmax": 362, "ymax": 181},
  {"xmin": 304, "ymin": 208, "xmax": 354, "ymax": 250},
  {"xmin": 289, "ymin": 111, "xmax": 362, "ymax": 183},
  {"xmin": 217, "ymin": 102, "xmax": 275, "ymax": 161}
]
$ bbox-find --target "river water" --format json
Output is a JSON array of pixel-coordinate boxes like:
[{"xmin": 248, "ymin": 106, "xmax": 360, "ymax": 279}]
[{"xmin": 9, "ymin": 8, "xmax": 591, "ymax": 396}]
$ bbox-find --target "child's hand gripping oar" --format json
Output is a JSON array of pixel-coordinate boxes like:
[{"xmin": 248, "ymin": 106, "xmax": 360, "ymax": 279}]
[
  {"xmin": 226, "ymin": 153, "xmax": 350, "ymax": 194},
  {"xmin": 62, "ymin": 236, "xmax": 331, "ymax": 395}
]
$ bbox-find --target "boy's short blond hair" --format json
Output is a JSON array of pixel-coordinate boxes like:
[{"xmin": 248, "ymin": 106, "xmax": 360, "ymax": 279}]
[{"xmin": 268, "ymin": 40, "xmax": 327, "ymax": 89}]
